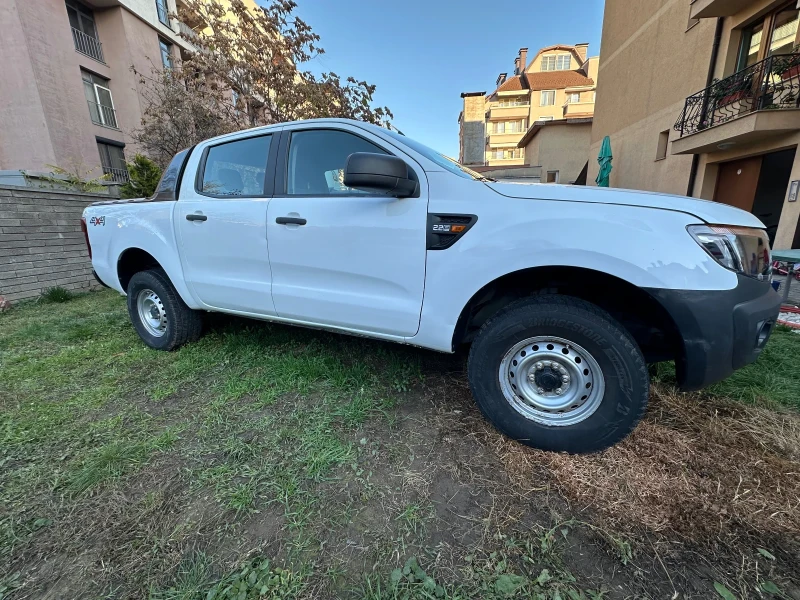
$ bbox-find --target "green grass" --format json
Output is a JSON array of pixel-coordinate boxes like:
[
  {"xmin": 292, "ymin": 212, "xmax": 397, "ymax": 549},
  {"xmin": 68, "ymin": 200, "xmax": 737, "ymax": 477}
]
[
  {"xmin": 654, "ymin": 326, "xmax": 800, "ymax": 410},
  {"xmin": 2, "ymin": 288, "xmax": 798, "ymax": 599}
]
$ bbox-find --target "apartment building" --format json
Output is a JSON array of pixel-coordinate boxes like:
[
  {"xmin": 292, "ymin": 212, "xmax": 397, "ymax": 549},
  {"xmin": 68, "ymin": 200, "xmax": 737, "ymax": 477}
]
[
  {"xmin": 0, "ymin": 0, "xmax": 206, "ymax": 183},
  {"xmin": 590, "ymin": 0, "xmax": 800, "ymax": 249},
  {"xmin": 459, "ymin": 44, "xmax": 599, "ymax": 167}
]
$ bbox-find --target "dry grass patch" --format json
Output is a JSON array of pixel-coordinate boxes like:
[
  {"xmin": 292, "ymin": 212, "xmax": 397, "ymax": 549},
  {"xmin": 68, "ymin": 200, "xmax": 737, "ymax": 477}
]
[{"xmin": 496, "ymin": 384, "xmax": 800, "ymax": 546}]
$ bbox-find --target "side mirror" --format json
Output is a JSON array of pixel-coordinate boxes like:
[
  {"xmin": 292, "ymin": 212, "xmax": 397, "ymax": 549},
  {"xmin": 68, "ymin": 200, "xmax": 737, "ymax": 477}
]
[{"xmin": 343, "ymin": 153, "xmax": 419, "ymax": 198}]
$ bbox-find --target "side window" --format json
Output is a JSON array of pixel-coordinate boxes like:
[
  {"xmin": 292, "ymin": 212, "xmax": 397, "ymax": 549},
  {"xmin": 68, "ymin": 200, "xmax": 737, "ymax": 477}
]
[
  {"xmin": 287, "ymin": 129, "xmax": 388, "ymax": 196},
  {"xmin": 200, "ymin": 135, "xmax": 271, "ymax": 197}
]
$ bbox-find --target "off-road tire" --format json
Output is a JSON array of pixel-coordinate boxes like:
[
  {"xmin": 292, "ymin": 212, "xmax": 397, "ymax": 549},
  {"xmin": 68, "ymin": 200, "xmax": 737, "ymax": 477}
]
[
  {"xmin": 126, "ymin": 269, "xmax": 203, "ymax": 351},
  {"xmin": 467, "ymin": 294, "xmax": 649, "ymax": 453}
]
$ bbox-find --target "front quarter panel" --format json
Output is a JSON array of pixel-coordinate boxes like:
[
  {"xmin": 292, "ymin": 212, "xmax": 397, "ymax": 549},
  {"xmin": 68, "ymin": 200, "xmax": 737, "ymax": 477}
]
[
  {"xmin": 83, "ymin": 202, "xmax": 199, "ymax": 307},
  {"xmin": 410, "ymin": 174, "xmax": 739, "ymax": 352}
]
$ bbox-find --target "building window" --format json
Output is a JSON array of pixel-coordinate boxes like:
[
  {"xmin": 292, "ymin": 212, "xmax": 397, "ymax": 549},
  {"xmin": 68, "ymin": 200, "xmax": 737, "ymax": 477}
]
[
  {"xmin": 546, "ymin": 171, "xmax": 559, "ymax": 183},
  {"xmin": 97, "ymin": 141, "xmax": 128, "ymax": 182},
  {"xmin": 82, "ymin": 71, "xmax": 118, "ymax": 129},
  {"xmin": 656, "ymin": 130, "xmax": 670, "ymax": 160},
  {"xmin": 537, "ymin": 116, "xmax": 554, "ymax": 122},
  {"xmin": 488, "ymin": 148, "xmax": 523, "ymax": 160},
  {"xmin": 66, "ymin": 0, "xmax": 104, "ymax": 63},
  {"xmin": 540, "ymin": 90, "xmax": 556, "ymax": 106},
  {"xmin": 489, "ymin": 120, "xmax": 526, "ymax": 134},
  {"xmin": 567, "ymin": 92, "xmax": 581, "ymax": 103},
  {"xmin": 159, "ymin": 39, "xmax": 174, "ymax": 70},
  {"xmin": 155, "ymin": 0, "xmax": 170, "ymax": 26},
  {"xmin": 735, "ymin": 3, "xmax": 799, "ymax": 71},
  {"xmin": 541, "ymin": 54, "xmax": 571, "ymax": 71}
]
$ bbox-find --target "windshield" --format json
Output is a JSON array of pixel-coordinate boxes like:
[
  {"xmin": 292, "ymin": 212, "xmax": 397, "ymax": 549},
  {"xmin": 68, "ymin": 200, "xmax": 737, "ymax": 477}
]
[{"xmin": 382, "ymin": 129, "xmax": 493, "ymax": 182}]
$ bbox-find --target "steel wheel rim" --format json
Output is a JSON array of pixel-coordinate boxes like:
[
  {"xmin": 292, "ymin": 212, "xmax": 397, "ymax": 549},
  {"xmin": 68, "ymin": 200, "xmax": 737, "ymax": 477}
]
[
  {"xmin": 136, "ymin": 289, "xmax": 167, "ymax": 337},
  {"xmin": 498, "ymin": 336, "xmax": 605, "ymax": 426}
]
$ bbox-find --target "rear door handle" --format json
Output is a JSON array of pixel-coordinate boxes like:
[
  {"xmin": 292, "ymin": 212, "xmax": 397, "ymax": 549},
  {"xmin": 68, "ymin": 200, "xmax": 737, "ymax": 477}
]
[
  {"xmin": 186, "ymin": 213, "xmax": 207, "ymax": 222},
  {"xmin": 275, "ymin": 217, "xmax": 307, "ymax": 225}
]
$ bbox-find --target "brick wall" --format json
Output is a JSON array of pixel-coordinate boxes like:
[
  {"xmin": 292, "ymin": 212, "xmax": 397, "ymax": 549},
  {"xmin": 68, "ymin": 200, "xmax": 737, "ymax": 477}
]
[{"xmin": 0, "ymin": 185, "xmax": 112, "ymax": 302}]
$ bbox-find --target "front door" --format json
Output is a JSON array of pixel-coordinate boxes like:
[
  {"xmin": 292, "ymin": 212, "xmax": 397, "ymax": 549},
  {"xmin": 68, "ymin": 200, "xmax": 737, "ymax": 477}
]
[
  {"xmin": 714, "ymin": 156, "xmax": 763, "ymax": 212},
  {"xmin": 266, "ymin": 126, "xmax": 428, "ymax": 337},
  {"xmin": 175, "ymin": 132, "xmax": 278, "ymax": 315}
]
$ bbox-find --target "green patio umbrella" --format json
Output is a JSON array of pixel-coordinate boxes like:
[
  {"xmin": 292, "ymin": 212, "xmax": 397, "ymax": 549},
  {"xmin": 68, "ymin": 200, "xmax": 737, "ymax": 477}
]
[{"xmin": 595, "ymin": 135, "xmax": 613, "ymax": 187}]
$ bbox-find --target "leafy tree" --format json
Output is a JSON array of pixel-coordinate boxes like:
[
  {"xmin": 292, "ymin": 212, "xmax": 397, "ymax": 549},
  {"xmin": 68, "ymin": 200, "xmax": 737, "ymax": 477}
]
[
  {"xmin": 120, "ymin": 154, "xmax": 163, "ymax": 199},
  {"xmin": 131, "ymin": 0, "xmax": 392, "ymax": 168}
]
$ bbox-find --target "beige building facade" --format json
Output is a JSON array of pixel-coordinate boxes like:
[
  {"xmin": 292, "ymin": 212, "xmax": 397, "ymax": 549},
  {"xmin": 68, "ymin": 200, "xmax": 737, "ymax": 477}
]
[
  {"xmin": 459, "ymin": 44, "xmax": 599, "ymax": 167},
  {"xmin": 518, "ymin": 117, "xmax": 593, "ymax": 184},
  {"xmin": 590, "ymin": 0, "xmax": 800, "ymax": 249},
  {"xmin": 0, "ymin": 0, "xmax": 202, "ymax": 182}
]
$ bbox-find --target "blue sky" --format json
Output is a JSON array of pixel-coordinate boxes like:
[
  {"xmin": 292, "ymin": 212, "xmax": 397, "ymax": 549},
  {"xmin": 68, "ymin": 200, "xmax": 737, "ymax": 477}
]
[{"xmin": 289, "ymin": 0, "xmax": 606, "ymax": 158}]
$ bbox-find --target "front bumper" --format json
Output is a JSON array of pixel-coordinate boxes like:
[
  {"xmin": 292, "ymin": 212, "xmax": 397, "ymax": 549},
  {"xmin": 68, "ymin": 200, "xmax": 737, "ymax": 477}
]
[{"xmin": 646, "ymin": 275, "xmax": 781, "ymax": 391}]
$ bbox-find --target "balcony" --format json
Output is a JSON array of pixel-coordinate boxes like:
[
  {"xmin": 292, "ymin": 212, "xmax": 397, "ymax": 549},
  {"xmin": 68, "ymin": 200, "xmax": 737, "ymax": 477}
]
[
  {"xmin": 71, "ymin": 27, "xmax": 104, "ymax": 63},
  {"xmin": 88, "ymin": 101, "xmax": 119, "ymax": 129},
  {"xmin": 177, "ymin": 20, "xmax": 198, "ymax": 40},
  {"xmin": 563, "ymin": 101, "xmax": 594, "ymax": 118},
  {"xmin": 690, "ymin": 0, "xmax": 754, "ymax": 19},
  {"xmin": 102, "ymin": 167, "xmax": 129, "ymax": 183},
  {"xmin": 675, "ymin": 54, "xmax": 800, "ymax": 135},
  {"xmin": 486, "ymin": 131, "xmax": 525, "ymax": 146},
  {"xmin": 489, "ymin": 104, "xmax": 529, "ymax": 120}
]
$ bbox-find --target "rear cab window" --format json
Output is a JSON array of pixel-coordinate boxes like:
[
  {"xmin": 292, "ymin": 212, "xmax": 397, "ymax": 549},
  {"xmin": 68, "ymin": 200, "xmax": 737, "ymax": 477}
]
[{"xmin": 197, "ymin": 135, "xmax": 272, "ymax": 198}]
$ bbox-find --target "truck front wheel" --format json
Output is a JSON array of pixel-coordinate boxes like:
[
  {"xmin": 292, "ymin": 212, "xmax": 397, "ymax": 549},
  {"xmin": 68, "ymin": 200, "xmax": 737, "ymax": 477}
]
[
  {"xmin": 467, "ymin": 295, "xmax": 649, "ymax": 453},
  {"xmin": 126, "ymin": 269, "xmax": 203, "ymax": 351}
]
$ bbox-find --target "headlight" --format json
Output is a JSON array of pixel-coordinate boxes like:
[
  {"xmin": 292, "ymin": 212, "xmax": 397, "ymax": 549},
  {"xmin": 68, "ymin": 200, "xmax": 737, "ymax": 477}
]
[{"xmin": 688, "ymin": 225, "xmax": 771, "ymax": 279}]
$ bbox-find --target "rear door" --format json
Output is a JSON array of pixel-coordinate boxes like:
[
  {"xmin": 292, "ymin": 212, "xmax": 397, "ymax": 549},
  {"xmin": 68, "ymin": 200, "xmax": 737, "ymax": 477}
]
[
  {"xmin": 266, "ymin": 124, "xmax": 428, "ymax": 337},
  {"xmin": 175, "ymin": 131, "xmax": 279, "ymax": 315}
]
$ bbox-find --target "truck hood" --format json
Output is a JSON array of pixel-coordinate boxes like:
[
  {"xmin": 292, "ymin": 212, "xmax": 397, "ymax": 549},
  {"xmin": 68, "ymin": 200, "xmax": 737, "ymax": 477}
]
[{"xmin": 486, "ymin": 182, "xmax": 766, "ymax": 228}]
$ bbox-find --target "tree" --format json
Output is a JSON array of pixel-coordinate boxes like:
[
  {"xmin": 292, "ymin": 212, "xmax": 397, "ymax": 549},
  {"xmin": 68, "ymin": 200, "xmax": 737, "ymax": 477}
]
[
  {"xmin": 131, "ymin": 0, "xmax": 392, "ymax": 167},
  {"xmin": 120, "ymin": 154, "xmax": 163, "ymax": 199}
]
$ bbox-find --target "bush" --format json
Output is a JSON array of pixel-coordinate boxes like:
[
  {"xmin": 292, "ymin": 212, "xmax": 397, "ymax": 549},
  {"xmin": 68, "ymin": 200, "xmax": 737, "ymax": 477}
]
[
  {"xmin": 39, "ymin": 287, "xmax": 75, "ymax": 304},
  {"xmin": 120, "ymin": 154, "xmax": 162, "ymax": 199}
]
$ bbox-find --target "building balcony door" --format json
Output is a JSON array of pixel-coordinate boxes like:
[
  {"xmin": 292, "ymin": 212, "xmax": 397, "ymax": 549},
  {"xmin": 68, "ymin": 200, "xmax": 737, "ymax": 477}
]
[{"xmin": 714, "ymin": 149, "xmax": 796, "ymax": 245}]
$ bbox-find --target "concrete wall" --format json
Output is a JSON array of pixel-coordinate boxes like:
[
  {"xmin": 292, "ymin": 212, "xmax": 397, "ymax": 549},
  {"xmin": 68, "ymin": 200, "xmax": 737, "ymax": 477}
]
[
  {"xmin": 0, "ymin": 185, "xmax": 104, "ymax": 302},
  {"xmin": 524, "ymin": 122, "xmax": 592, "ymax": 184},
  {"xmin": 588, "ymin": 0, "xmax": 716, "ymax": 193},
  {"xmin": 460, "ymin": 95, "xmax": 487, "ymax": 165},
  {"xmin": 589, "ymin": 0, "xmax": 800, "ymax": 248}
]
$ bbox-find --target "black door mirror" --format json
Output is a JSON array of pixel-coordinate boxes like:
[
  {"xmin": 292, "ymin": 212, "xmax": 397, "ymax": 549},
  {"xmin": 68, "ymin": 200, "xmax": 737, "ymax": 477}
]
[{"xmin": 343, "ymin": 153, "xmax": 419, "ymax": 198}]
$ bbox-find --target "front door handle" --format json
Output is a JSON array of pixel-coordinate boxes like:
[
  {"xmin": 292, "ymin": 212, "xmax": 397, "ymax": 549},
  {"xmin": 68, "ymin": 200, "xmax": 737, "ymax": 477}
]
[
  {"xmin": 186, "ymin": 213, "xmax": 207, "ymax": 222},
  {"xmin": 275, "ymin": 216, "xmax": 307, "ymax": 225}
]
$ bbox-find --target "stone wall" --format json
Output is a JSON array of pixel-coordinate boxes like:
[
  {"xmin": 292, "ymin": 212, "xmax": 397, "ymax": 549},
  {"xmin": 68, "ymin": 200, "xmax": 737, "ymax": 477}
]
[{"xmin": 0, "ymin": 185, "xmax": 109, "ymax": 302}]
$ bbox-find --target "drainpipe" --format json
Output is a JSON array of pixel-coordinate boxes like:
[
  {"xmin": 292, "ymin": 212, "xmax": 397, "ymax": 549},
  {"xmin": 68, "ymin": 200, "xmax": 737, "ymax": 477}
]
[{"xmin": 687, "ymin": 16, "xmax": 724, "ymax": 197}]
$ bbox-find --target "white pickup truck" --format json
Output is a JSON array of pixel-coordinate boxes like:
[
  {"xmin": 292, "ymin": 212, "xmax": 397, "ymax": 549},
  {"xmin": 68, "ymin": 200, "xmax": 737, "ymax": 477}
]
[{"xmin": 82, "ymin": 118, "xmax": 780, "ymax": 453}]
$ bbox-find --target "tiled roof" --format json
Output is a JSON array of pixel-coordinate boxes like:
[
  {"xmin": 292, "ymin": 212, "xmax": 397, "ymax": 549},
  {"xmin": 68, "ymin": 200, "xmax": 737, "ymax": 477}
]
[
  {"xmin": 524, "ymin": 70, "xmax": 594, "ymax": 91},
  {"xmin": 497, "ymin": 75, "xmax": 525, "ymax": 92}
]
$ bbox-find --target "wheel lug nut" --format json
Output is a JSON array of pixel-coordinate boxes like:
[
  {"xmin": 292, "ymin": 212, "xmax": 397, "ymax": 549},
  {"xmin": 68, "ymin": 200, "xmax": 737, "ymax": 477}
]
[
  {"xmin": 555, "ymin": 388, "xmax": 563, "ymax": 395},
  {"xmin": 562, "ymin": 375, "xmax": 569, "ymax": 383},
  {"xmin": 528, "ymin": 373, "xmax": 536, "ymax": 382},
  {"xmin": 536, "ymin": 362, "xmax": 543, "ymax": 370},
  {"xmin": 537, "ymin": 388, "xmax": 545, "ymax": 394}
]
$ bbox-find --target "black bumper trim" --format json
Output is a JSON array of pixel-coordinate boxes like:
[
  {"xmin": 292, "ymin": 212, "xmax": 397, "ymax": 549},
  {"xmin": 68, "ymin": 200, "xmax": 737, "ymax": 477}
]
[{"xmin": 645, "ymin": 275, "xmax": 781, "ymax": 391}]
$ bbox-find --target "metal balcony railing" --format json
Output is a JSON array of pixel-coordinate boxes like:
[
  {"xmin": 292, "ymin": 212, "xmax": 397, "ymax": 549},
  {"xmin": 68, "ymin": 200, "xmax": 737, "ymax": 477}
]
[
  {"xmin": 71, "ymin": 27, "xmax": 104, "ymax": 63},
  {"xmin": 156, "ymin": 0, "xmax": 170, "ymax": 25},
  {"xmin": 675, "ymin": 53, "xmax": 800, "ymax": 137},
  {"xmin": 102, "ymin": 167, "xmax": 130, "ymax": 183},
  {"xmin": 88, "ymin": 101, "xmax": 119, "ymax": 129}
]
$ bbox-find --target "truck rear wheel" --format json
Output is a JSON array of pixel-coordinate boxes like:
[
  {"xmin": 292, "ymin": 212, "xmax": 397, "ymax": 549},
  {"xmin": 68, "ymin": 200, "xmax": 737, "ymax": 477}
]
[
  {"xmin": 467, "ymin": 295, "xmax": 649, "ymax": 453},
  {"xmin": 126, "ymin": 269, "xmax": 203, "ymax": 351}
]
